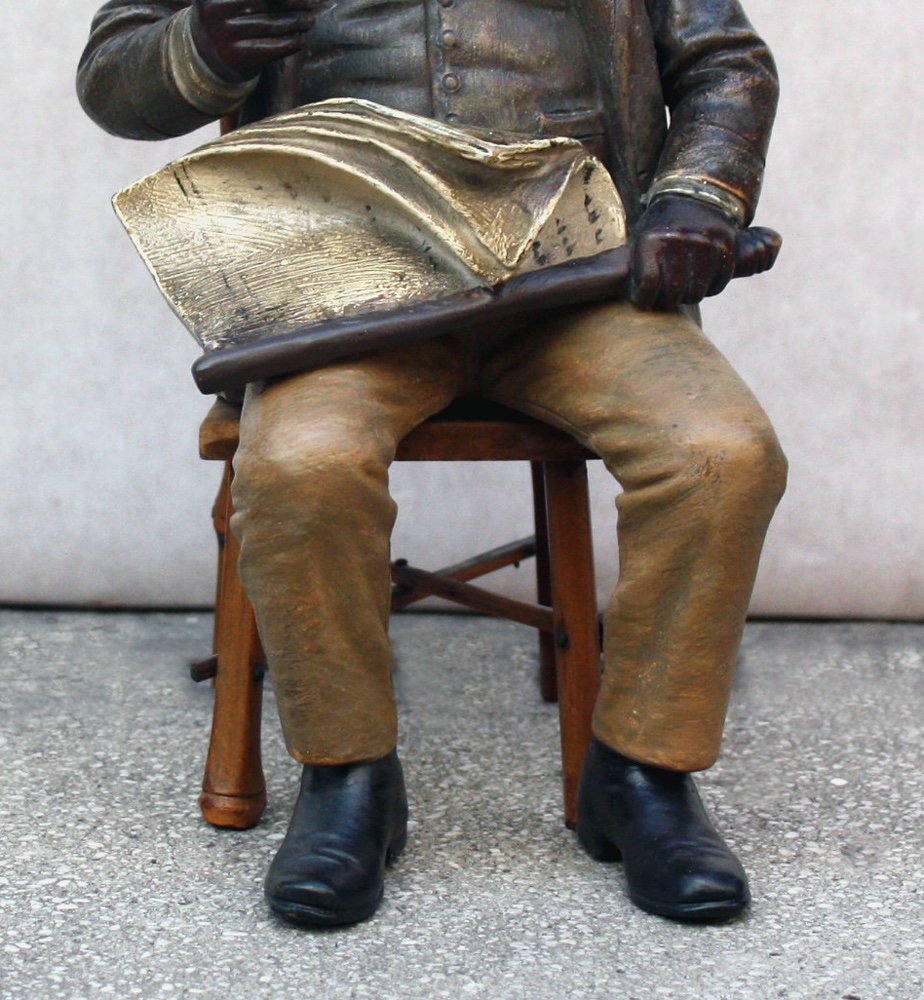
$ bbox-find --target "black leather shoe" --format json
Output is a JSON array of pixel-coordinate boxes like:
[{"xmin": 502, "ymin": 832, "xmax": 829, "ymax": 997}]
[
  {"xmin": 577, "ymin": 739, "xmax": 750, "ymax": 922},
  {"xmin": 264, "ymin": 750, "xmax": 408, "ymax": 927}
]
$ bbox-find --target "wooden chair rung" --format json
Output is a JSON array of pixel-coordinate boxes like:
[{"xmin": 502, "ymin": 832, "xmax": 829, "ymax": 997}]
[
  {"xmin": 190, "ymin": 655, "xmax": 219, "ymax": 683},
  {"xmin": 390, "ymin": 562, "xmax": 555, "ymax": 632},
  {"xmin": 390, "ymin": 535, "xmax": 537, "ymax": 610}
]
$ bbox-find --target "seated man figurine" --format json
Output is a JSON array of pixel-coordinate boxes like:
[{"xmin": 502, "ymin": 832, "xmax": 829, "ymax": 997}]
[{"xmin": 77, "ymin": 0, "xmax": 787, "ymax": 927}]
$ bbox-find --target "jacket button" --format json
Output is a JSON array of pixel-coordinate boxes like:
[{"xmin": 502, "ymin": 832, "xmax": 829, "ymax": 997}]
[
  {"xmin": 442, "ymin": 29, "xmax": 458, "ymax": 47},
  {"xmin": 442, "ymin": 73, "xmax": 461, "ymax": 93}
]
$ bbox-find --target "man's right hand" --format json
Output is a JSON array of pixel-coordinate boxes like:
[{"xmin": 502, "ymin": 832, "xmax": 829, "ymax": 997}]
[{"xmin": 190, "ymin": 0, "xmax": 318, "ymax": 83}]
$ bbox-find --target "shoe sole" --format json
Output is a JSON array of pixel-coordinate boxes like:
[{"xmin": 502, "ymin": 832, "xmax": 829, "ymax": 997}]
[
  {"xmin": 268, "ymin": 889, "xmax": 385, "ymax": 928},
  {"xmin": 628, "ymin": 890, "xmax": 750, "ymax": 923},
  {"xmin": 267, "ymin": 828, "xmax": 408, "ymax": 929}
]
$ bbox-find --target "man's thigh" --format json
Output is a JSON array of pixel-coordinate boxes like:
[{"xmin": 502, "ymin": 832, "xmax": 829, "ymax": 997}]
[
  {"xmin": 236, "ymin": 335, "xmax": 473, "ymax": 475},
  {"xmin": 478, "ymin": 300, "xmax": 778, "ymax": 479}
]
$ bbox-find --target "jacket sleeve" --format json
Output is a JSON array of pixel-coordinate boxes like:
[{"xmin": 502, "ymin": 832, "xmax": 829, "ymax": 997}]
[
  {"xmin": 77, "ymin": 1, "xmax": 258, "ymax": 140},
  {"xmin": 646, "ymin": 0, "xmax": 779, "ymax": 225}
]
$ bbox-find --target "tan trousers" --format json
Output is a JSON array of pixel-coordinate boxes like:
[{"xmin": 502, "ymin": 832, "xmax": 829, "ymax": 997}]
[{"xmin": 230, "ymin": 300, "xmax": 787, "ymax": 772}]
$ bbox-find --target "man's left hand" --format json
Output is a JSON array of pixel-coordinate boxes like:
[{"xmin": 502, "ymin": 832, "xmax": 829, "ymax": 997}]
[{"xmin": 629, "ymin": 195, "xmax": 737, "ymax": 310}]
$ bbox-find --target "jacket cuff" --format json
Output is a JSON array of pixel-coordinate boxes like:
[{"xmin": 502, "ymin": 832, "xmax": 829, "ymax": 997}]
[
  {"xmin": 644, "ymin": 176, "xmax": 748, "ymax": 227},
  {"xmin": 166, "ymin": 8, "xmax": 259, "ymax": 117},
  {"xmin": 654, "ymin": 121, "xmax": 768, "ymax": 226}
]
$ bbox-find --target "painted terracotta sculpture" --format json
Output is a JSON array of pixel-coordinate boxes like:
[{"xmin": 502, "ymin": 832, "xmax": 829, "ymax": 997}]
[{"xmin": 78, "ymin": 0, "xmax": 786, "ymax": 927}]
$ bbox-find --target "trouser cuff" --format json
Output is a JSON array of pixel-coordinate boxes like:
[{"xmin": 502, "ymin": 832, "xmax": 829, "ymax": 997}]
[{"xmin": 590, "ymin": 720, "xmax": 718, "ymax": 773}]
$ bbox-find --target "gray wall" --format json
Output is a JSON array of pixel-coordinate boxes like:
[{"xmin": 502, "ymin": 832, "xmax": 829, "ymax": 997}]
[{"xmin": 3, "ymin": 1, "xmax": 922, "ymax": 617}]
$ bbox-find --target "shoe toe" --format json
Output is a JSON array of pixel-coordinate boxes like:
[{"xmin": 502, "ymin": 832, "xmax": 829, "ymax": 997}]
[
  {"xmin": 266, "ymin": 871, "xmax": 384, "ymax": 927},
  {"xmin": 631, "ymin": 861, "xmax": 750, "ymax": 921},
  {"xmin": 265, "ymin": 850, "xmax": 385, "ymax": 927},
  {"xmin": 269, "ymin": 875, "xmax": 340, "ymax": 907},
  {"xmin": 674, "ymin": 867, "xmax": 749, "ymax": 907}
]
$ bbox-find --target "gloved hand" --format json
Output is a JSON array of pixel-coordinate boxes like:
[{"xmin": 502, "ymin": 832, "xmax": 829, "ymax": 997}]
[
  {"xmin": 190, "ymin": 0, "xmax": 318, "ymax": 83},
  {"xmin": 629, "ymin": 194, "xmax": 738, "ymax": 310}
]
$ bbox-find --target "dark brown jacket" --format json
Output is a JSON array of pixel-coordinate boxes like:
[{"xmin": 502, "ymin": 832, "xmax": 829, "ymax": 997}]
[{"xmin": 77, "ymin": 0, "xmax": 778, "ymax": 225}]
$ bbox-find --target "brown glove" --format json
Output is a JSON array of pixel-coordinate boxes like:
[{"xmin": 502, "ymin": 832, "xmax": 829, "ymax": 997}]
[
  {"xmin": 190, "ymin": 0, "xmax": 319, "ymax": 83},
  {"xmin": 629, "ymin": 194, "xmax": 739, "ymax": 310}
]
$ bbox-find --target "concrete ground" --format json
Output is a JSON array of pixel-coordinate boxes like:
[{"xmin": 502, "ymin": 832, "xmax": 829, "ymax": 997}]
[{"xmin": 0, "ymin": 610, "xmax": 922, "ymax": 1000}]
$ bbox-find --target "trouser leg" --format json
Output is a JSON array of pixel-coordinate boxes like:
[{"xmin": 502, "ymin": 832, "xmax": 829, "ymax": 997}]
[
  {"xmin": 230, "ymin": 343, "xmax": 466, "ymax": 764},
  {"xmin": 481, "ymin": 301, "xmax": 788, "ymax": 771}
]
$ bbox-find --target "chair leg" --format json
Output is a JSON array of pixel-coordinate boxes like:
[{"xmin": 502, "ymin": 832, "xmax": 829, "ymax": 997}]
[
  {"xmin": 189, "ymin": 465, "xmax": 233, "ymax": 681},
  {"xmin": 542, "ymin": 460, "xmax": 601, "ymax": 829},
  {"xmin": 210, "ymin": 465, "xmax": 231, "ymax": 658},
  {"xmin": 530, "ymin": 462, "xmax": 558, "ymax": 703},
  {"xmin": 199, "ymin": 466, "xmax": 267, "ymax": 830}
]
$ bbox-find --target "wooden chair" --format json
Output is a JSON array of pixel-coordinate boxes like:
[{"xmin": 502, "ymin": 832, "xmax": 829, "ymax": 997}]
[{"xmin": 191, "ymin": 396, "xmax": 602, "ymax": 831}]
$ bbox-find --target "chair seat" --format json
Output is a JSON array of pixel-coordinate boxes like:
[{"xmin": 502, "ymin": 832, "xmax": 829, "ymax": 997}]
[
  {"xmin": 200, "ymin": 395, "xmax": 596, "ymax": 462},
  {"xmin": 199, "ymin": 397, "xmax": 245, "ymax": 461}
]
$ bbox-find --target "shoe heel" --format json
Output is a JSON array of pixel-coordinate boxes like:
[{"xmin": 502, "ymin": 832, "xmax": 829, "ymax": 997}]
[
  {"xmin": 576, "ymin": 819, "xmax": 622, "ymax": 863},
  {"xmin": 386, "ymin": 827, "xmax": 407, "ymax": 865}
]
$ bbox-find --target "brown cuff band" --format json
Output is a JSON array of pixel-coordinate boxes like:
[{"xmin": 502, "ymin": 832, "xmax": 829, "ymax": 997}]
[{"xmin": 645, "ymin": 175, "xmax": 748, "ymax": 227}]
